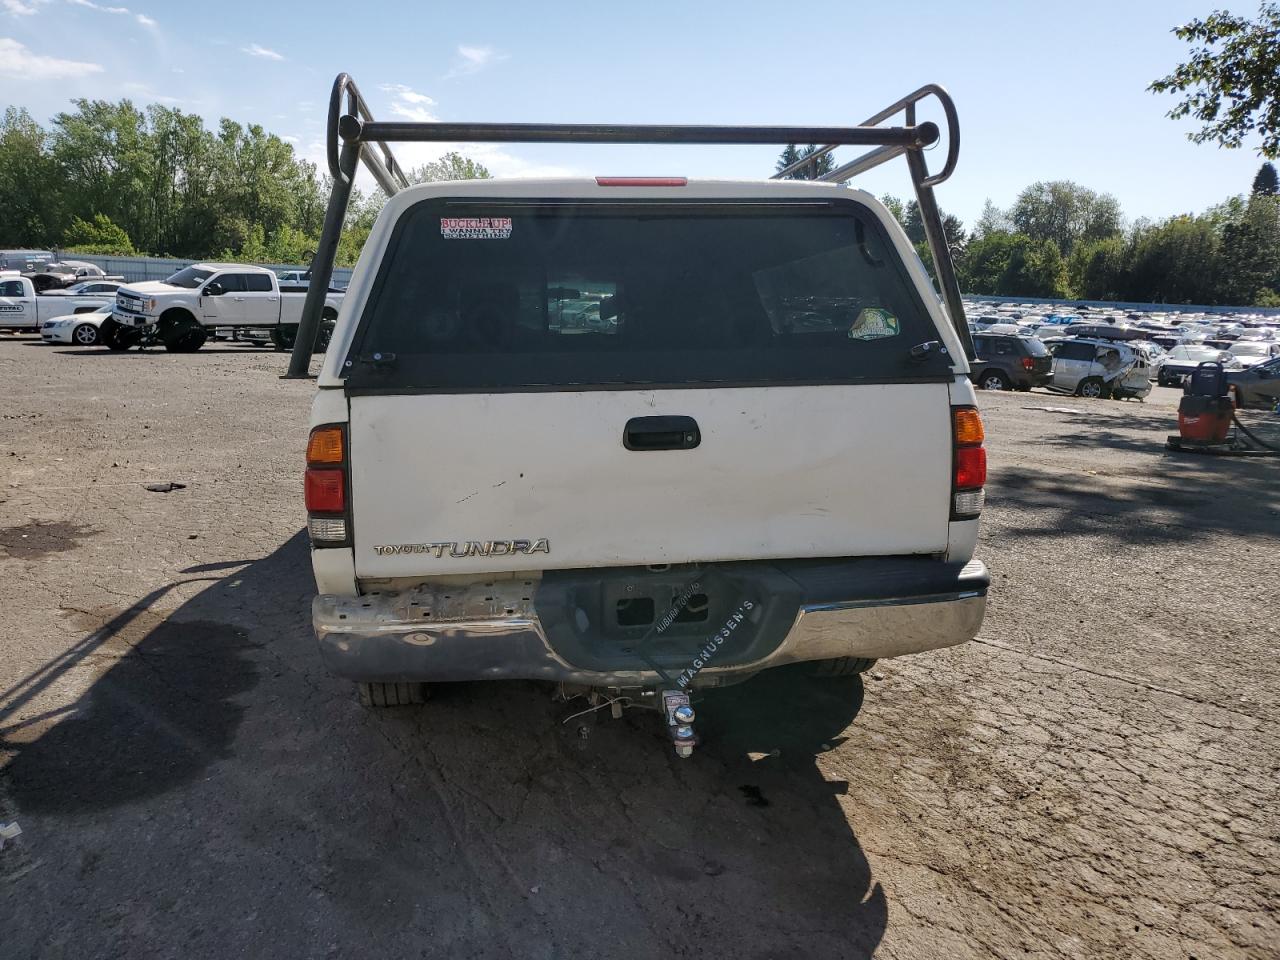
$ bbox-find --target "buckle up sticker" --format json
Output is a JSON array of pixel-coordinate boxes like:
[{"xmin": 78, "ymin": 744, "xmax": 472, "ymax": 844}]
[{"xmin": 440, "ymin": 217, "xmax": 512, "ymax": 240}]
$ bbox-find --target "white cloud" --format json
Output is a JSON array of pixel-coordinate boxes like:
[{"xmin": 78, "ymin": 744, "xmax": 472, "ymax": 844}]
[
  {"xmin": 445, "ymin": 44, "xmax": 505, "ymax": 79},
  {"xmin": 67, "ymin": 0, "xmax": 128, "ymax": 12},
  {"xmin": 3, "ymin": 0, "xmax": 49, "ymax": 14},
  {"xmin": 280, "ymin": 134, "xmax": 299, "ymax": 143},
  {"xmin": 242, "ymin": 42, "xmax": 283, "ymax": 61},
  {"xmin": 380, "ymin": 83, "xmax": 437, "ymax": 123},
  {"xmin": 59, "ymin": 0, "xmax": 157, "ymax": 27},
  {"xmin": 0, "ymin": 36, "xmax": 103, "ymax": 79}
]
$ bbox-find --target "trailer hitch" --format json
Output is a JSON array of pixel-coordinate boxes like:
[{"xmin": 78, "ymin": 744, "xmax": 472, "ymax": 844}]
[{"xmin": 661, "ymin": 688, "xmax": 698, "ymax": 759}]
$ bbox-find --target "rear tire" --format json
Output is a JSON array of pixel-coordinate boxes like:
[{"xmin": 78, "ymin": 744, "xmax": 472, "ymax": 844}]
[
  {"xmin": 357, "ymin": 682, "xmax": 428, "ymax": 707},
  {"xmin": 273, "ymin": 315, "xmax": 335, "ymax": 353},
  {"xmin": 978, "ymin": 370, "xmax": 1009, "ymax": 391},
  {"xmin": 811, "ymin": 657, "xmax": 877, "ymax": 678}
]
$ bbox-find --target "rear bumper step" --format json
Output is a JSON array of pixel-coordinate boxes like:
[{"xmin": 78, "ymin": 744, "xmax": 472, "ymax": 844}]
[{"xmin": 313, "ymin": 557, "xmax": 989, "ymax": 688}]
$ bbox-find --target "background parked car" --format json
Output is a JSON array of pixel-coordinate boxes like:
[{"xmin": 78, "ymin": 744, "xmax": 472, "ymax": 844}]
[
  {"xmin": 1227, "ymin": 340, "xmax": 1280, "ymax": 367},
  {"xmin": 1156, "ymin": 344, "xmax": 1243, "ymax": 385},
  {"xmin": 40, "ymin": 304, "xmax": 111, "ymax": 345},
  {"xmin": 1226, "ymin": 356, "xmax": 1280, "ymax": 409},
  {"xmin": 969, "ymin": 333, "xmax": 1053, "ymax": 390},
  {"xmin": 40, "ymin": 279, "xmax": 124, "ymax": 298}
]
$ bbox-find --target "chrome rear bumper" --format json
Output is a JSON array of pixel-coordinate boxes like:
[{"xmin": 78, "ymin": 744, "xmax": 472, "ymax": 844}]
[{"xmin": 313, "ymin": 558, "xmax": 988, "ymax": 688}]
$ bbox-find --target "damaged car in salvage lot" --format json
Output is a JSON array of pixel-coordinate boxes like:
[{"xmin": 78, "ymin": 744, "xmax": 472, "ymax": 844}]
[{"xmin": 291, "ymin": 75, "xmax": 990, "ymax": 757}]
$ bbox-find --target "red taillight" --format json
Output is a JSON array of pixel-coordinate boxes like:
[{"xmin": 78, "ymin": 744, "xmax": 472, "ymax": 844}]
[
  {"xmin": 1021, "ymin": 356, "xmax": 1036, "ymax": 370},
  {"xmin": 595, "ymin": 177, "xmax": 688, "ymax": 187},
  {"xmin": 305, "ymin": 468, "xmax": 345, "ymax": 513},
  {"xmin": 954, "ymin": 446, "xmax": 987, "ymax": 489},
  {"xmin": 952, "ymin": 406, "xmax": 986, "ymax": 519}
]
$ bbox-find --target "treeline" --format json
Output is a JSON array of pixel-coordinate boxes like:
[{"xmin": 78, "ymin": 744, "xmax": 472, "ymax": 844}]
[
  {"xmin": 883, "ymin": 168, "xmax": 1280, "ymax": 307},
  {"xmin": 0, "ymin": 100, "xmax": 491, "ymax": 268},
  {"xmin": 4, "ymin": 100, "xmax": 1279, "ymax": 304}
]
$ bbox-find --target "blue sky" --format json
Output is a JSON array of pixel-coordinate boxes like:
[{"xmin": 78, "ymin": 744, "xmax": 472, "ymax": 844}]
[{"xmin": 1, "ymin": 0, "xmax": 1271, "ymax": 228}]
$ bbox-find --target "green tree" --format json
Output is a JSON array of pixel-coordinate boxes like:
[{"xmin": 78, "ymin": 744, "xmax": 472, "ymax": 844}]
[
  {"xmin": 957, "ymin": 231, "xmax": 1020, "ymax": 294},
  {"xmin": 1218, "ymin": 194, "xmax": 1280, "ymax": 302},
  {"xmin": 879, "ymin": 194, "xmax": 905, "ymax": 224},
  {"xmin": 49, "ymin": 99, "xmax": 152, "ymax": 249},
  {"xmin": 0, "ymin": 107, "xmax": 64, "ymax": 245},
  {"xmin": 409, "ymin": 151, "xmax": 491, "ymax": 183},
  {"xmin": 902, "ymin": 200, "xmax": 966, "ymax": 252},
  {"xmin": 997, "ymin": 236, "xmax": 1069, "ymax": 298},
  {"xmin": 1068, "ymin": 236, "xmax": 1127, "ymax": 300},
  {"xmin": 774, "ymin": 143, "xmax": 832, "ymax": 180},
  {"xmin": 973, "ymin": 199, "xmax": 1011, "ymax": 238},
  {"xmin": 1009, "ymin": 181, "xmax": 1123, "ymax": 256},
  {"xmin": 1150, "ymin": 3, "xmax": 1280, "ymax": 158},
  {"xmin": 63, "ymin": 213, "xmax": 135, "ymax": 254},
  {"xmin": 1123, "ymin": 215, "xmax": 1222, "ymax": 303},
  {"xmin": 1253, "ymin": 161, "xmax": 1279, "ymax": 195}
]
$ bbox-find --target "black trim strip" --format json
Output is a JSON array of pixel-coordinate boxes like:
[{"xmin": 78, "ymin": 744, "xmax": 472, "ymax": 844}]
[{"xmin": 344, "ymin": 373, "xmax": 956, "ymax": 397}]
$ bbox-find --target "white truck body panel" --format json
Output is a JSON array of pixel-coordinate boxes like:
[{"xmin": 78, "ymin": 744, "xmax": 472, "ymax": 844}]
[
  {"xmin": 0, "ymin": 276, "xmax": 113, "ymax": 329},
  {"xmin": 348, "ymin": 382, "xmax": 953, "ymax": 578}
]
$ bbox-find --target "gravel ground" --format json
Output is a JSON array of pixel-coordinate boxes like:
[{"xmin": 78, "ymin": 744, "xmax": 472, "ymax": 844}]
[{"xmin": 0, "ymin": 336, "xmax": 1277, "ymax": 960}]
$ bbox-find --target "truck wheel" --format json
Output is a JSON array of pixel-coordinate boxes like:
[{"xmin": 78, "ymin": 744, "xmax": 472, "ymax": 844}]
[
  {"xmin": 357, "ymin": 682, "xmax": 428, "ymax": 707},
  {"xmin": 317, "ymin": 315, "xmax": 335, "ymax": 353},
  {"xmin": 72, "ymin": 323, "xmax": 100, "ymax": 346},
  {"xmin": 979, "ymin": 371, "xmax": 1009, "ymax": 391},
  {"xmin": 164, "ymin": 329, "xmax": 206, "ymax": 352},
  {"xmin": 270, "ymin": 324, "xmax": 297, "ymax": 351},
  {"xmin": 102, "ymin": 322, "xmax": 135, "ymax": 351},
  {"xmin": 811, "ymin": 657, "xmax": 877, "ymax": 677}
]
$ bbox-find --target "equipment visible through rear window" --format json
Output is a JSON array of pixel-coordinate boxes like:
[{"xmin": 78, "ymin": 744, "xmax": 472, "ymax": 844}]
[{"xmin": 345, "ymin": 199, "xmax": 950, "ymax": 391}]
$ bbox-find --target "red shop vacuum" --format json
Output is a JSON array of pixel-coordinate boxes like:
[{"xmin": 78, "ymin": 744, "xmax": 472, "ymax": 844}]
[{"xmin": 1166, "ymin": 361, "xmax": 1279, "ymax": 456}]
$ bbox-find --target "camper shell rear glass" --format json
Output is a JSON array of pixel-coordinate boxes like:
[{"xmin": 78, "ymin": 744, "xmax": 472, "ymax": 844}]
[{"xmin": 343, "ymin": 197, "xmax": 952, "ymax": 392}]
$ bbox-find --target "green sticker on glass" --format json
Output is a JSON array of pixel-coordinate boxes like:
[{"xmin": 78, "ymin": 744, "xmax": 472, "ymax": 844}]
[{"xmin": 849, "ymin": 307, "xmax": 900, "ymax": 340}]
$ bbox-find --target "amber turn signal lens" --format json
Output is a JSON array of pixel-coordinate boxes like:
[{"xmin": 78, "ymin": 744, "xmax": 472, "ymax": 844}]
[
  {"xmin": 952, "ymin": 407, "xmax": 984, "ymax": 447},
  {"xmin": 307, "ymin": 425, "xmax": 344, "ymax": 465}
]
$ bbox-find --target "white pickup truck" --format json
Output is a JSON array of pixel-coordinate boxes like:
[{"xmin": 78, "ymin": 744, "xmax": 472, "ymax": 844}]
[
  {"xmin": 297, "ymin": 77, "xmax": 988, "ymax": 756},
  {"xmin": 104, "ymin": 263, "xmax": 344, "ymax": 352},
  {"xmin": 0, "ymin": 273, "xmax": 115, "ymax": 330},
  {"xmin": 304, "ymin": 178, "xmax": 990, "ymax": 747}
]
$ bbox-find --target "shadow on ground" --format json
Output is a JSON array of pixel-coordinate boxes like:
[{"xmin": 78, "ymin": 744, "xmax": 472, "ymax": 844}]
[
  {"xmin": 0, "ymin": 532, "xmax": 886, "ymax": 958},
  {"xmin": 988, "ymin": 407, "xmax": 1280, "ymax": 545}
]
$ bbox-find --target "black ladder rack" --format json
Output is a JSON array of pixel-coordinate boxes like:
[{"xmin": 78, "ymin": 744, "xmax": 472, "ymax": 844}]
[{"xmin": 286, "ymin": 74, "xmax": 972, "ymax": 378}]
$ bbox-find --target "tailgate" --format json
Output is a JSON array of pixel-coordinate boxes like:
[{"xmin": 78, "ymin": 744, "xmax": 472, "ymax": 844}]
[
  {"xmin": 349, "ymin": 383, "xmax": 951, "ymax": 577},
  {"xmin": 338, "ymin": 190, "xmax": 960, "ymax": 578}
]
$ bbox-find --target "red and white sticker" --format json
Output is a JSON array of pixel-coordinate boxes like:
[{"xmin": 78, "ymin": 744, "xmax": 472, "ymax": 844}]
[{"xmin": 440, "ymin": 217, "xmax": 512, "ymax": 240}]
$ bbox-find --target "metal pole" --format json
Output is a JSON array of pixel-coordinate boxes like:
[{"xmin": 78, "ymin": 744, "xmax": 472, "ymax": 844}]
[
  {"xmin": 349, "ymin": 117, "xmax": 938, "ymax": 149},
  {"xmin": 907, "ymin": 147, "xmax": 974, "ymax": 360},
  {"xmin": 284, "ymin": 139, "xmax": 360, "ymax": 379}
]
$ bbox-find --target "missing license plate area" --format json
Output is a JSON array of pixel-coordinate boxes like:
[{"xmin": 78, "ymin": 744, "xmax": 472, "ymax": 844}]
[{"xmin": 615, "ymin": 593, "xmax": 709, "ymax": 628}]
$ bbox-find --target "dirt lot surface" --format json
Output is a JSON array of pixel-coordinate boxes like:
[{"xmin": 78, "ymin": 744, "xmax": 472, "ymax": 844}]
[{"xmin": 1, "ymin": 336, "xmax": 1278, "ymax": 960}]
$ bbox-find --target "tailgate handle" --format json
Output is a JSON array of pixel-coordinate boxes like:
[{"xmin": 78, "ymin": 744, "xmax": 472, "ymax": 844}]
[{"xmin": 624, "ymin": 416, "xmax": 700, "ymax": 451}]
